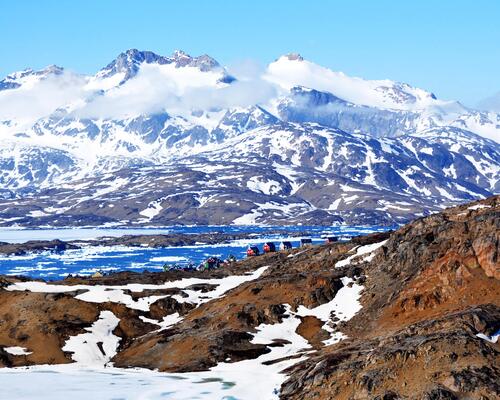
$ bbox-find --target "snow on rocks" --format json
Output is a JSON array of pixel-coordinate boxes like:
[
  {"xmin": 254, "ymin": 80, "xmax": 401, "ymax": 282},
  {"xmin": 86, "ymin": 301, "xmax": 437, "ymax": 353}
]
[
  {"xmin": 224, "ymin": 278, "xmax": 365, "ymax": 397},
  {"xmin": 76, "ymin": 289, "xmax": 167, "ymax": 311},
  {"xmin": 476, "ymin": 330, "xmax": 500, "ymax": 344},
  {"xmin": 287, "ymin": 249, "xmax": 308, "ymax": 258},
  {"xmin": 281, "ymin": 240, "xmax": 382, "ymax": 346},
  {"xmin": 468, "ymin": 204, "xmax": 491, "ymax": 211},
  {"xmin": 246, "ymin": 176, "xmax": 282, "ymax": 195},
  {"xmin": 139, "ymin": 312, "xmax": 182, "ymax": 331},
  {"xmin": 335, "ymin": 239, "xmax": 388, "ymax": 268},
  {"xmin": 138, "ymin": 200, "xmax": 163, "ymax": 219},
  {"xmin": 213, "ymin": 277, "xmax": 365, "ymax": 397},
  {"xmin": 62, "ymin": 310, "xmax": 120, "ymax": 366},
  {"xmin": 296, "ymin": 277, "xmax": 364, "ymax": 345},
  {"xmin": 3, "ymin": 347, "xmax": 32, "ymax": 356},
  {"xmin": 232, "ymin": 209, "xmax": 264, "ymax": 225},
  {"xmin": 251, "ymin": 305, "xmax": 310, "ymax": 352},
  {"xmin": 6, "ymin": 266, "xmax": 269, "ymax": 312},
  {"xmin": 0, "ymin": 303, "xmax": 307, "ymax": 400},
  {"xmin": 207, "ymin": 305, "xmax": 311, "ymax": 398}
]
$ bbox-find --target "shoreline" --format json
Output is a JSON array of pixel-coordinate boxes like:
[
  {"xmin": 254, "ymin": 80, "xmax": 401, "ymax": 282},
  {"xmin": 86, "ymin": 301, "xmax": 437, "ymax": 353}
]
[{"xmin": 0, "ymin": 227, "xmax": 381, "ymax": 257}]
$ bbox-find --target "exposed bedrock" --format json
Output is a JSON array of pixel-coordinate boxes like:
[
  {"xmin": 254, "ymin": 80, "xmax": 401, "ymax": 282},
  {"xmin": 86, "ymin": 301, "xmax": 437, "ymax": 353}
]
[{"xmin": 281, "ymin": 195, "xmax": 499, "ymax": 399}]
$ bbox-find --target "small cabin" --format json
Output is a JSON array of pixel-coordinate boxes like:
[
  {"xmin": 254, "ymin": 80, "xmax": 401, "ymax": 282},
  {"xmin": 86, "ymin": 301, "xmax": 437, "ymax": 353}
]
[
  {"xmin": 246, "ymin": 246, "xmax": 260, "ymax": 257},
  {"xmin": 300, "ymin": 238, "xmax": 313, "ymax": 247},
  {"xmin": 325, "ymin": 236, "xmax": 338, "ymax": 244},
  {"xmin": 280, "ymin": 241, "xmax": 293, "ymax": 251},
  {"xmin": 263, "ymin": 242, "xmax": 276, "ymax": 253}
]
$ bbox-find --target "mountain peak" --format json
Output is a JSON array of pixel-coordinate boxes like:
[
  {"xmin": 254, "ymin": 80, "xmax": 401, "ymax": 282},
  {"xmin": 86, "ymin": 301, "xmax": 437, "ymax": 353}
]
[
  {"xmin": 119, "ymin": 49, "xmax": 167, "ymax": 66},
  {"xmin": 0, "ymin": 65, "xmax": 64, "ymax": 91},
  {"xmin": 97, "ymin": 49, "xmax": 223, "ymax": 83},
  {"xmin": 96, "ymin": 49, "xmax": 168, "ymax": 82},
  {"xmin": 171, "ymin": 50, "xmax": 220, "ymax": 71},
  {"xmin": 281, "ymin": 53, "xmax": 304, "ymax": 62},
  {"xmin": 171, "ymin": 49, "xmax": 190, "ymax": 59},
  {"xmin": 41, "ymin": 64, "xmax": 64, "ymax": 75}
]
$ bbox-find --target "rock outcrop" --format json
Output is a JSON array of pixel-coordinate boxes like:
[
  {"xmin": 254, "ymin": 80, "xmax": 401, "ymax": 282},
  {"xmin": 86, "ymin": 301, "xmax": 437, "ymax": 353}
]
[{"xmin": 281, "ymin": 195, "xmax": 499, "ymax": 399}]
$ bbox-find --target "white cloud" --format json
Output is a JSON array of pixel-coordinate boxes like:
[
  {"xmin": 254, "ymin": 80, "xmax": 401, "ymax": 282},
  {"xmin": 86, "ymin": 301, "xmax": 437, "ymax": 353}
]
[
  {"xmin": 75, "ymin": 68, "xmax": 178, "ymax": 119},
  {"xmin": 476, "ymin": 91, "xmax": 500, "ymax": 113},
  {"xmin": 180, "ymin": 78, "xmax": 279, "ymax": 111},
  {"xmin": 73, "ymin": 62, "xmax": 279, "ymax": 120},
  {"xmin": 0, "ymin": 71, "xmax": 87, "ymax": 124},
  {"xmin": 227, "ymin": 59, "xmax": 266, "ymax": 80}
]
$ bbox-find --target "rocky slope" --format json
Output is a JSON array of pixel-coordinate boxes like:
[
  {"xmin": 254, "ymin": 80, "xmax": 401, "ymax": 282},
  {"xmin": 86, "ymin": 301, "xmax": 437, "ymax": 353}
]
[
  {"xmin": 0, "ymin": 196, "xmax": 498, "ymax": 398},
  {"xmin": 281, "ymin": 195, "xmax": 500, "ymax": 399},
  {"xmin": 0, "ymin": 50, "xmax": 499, "ymax": 226}
]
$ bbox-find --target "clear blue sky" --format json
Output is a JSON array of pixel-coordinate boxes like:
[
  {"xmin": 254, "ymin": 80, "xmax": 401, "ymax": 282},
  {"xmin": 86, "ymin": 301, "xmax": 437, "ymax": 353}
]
[{"xmin": 1, "ymin": 0, "xmax": 499, "ymax": 105}]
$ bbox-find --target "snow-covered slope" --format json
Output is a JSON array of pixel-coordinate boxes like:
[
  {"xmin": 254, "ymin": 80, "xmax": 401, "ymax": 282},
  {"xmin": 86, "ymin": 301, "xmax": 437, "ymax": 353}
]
[
  {"xmin": 0, "ymin": 49, "xmax": 498, "ymax": 226},
  {"xmin": 0, "ymin": 65, "xmax": 64, "ymax": 91}
]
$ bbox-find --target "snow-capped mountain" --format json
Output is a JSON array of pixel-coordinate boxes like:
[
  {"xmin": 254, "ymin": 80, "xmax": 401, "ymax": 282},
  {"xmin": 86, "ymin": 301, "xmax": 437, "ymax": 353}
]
[
  {"xmin": 0, "ymin": 64, "xmax": 64, "ymax": 90},
  {"xmin": 0, "ymin": 49, "xmax": 498, "ymax": 226},
  {"xmin": 266, "ymin": 53, "xmax": 441, "ymax": 111}
]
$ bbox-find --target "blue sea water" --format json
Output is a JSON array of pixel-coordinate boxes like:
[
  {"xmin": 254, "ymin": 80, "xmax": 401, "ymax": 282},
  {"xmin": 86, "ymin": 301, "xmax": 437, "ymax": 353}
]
[{"xmin": 0, "ymin": 225, "xmax": 392, "ymax": 279}]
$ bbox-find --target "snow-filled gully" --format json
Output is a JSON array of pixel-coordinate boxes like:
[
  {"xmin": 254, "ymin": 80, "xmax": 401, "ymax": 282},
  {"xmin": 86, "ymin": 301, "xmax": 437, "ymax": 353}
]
[
  {"xmin": 1, "ymin": 242, "xmax": 387, "ymax": 399},
  {"xmin": 62, "ymin": 310, "xmax": 121, "ymax": 367}
]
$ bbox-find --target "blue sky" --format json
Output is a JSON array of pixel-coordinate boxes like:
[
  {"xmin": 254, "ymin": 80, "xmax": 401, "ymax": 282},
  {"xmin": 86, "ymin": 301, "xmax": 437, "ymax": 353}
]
[{"xmin": 1, "ymin": 0, "xmax": 499, "ymax": 106}]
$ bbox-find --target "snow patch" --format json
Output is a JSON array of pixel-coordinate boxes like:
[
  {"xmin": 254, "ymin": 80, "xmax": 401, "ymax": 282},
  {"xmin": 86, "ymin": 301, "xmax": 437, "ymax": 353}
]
[
  {"xmin": 296, "ymin": 277, "xmax": 363, "ymax": 345},
  {"xmin": 3, "ymin": 346, "xmax": 32, "ymax": 356},
  {"xmin": 247, "ymin": 176, "xmax": 282, "ymax": 195},
  {"xmin": 468, "ymin": 204, "xmax": 491, "ymax": 210},
  {"xmin": 335, "ymin": 240, "xmax": 388, "ymax": 268},
  {"xmin": 476, "ymin": 330, "xmax": 500, "ymax": 344},
  {"xmin": 6, "ymin": 267, "xmax": 269, "ymax": 312},
  {"xmin": 139, "ymin": 200, "xmax": 163, "ymax": 219},
  {"xmin": 62, "ymin": 310, "xmax": 120, "ymax": 366}
]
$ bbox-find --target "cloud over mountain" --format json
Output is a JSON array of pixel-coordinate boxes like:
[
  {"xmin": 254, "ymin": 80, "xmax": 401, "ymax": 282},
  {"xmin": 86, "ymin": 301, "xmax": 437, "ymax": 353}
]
[{"xmin": 0, "ymin": 49, "xmax": 498, "ymax": 227}]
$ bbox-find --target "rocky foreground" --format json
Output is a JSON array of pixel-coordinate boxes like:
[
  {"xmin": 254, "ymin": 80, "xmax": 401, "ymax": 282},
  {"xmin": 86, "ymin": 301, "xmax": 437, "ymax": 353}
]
[{"xmin": 0, "ymin": 196, "xmax": 498, "ymax": 399}]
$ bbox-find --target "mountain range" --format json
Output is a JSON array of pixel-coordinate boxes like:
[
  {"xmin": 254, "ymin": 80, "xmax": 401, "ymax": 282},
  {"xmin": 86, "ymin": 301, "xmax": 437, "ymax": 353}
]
[{"xmin": 0, "ymin": 49, "xmax": 498, "ymax": 226}]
